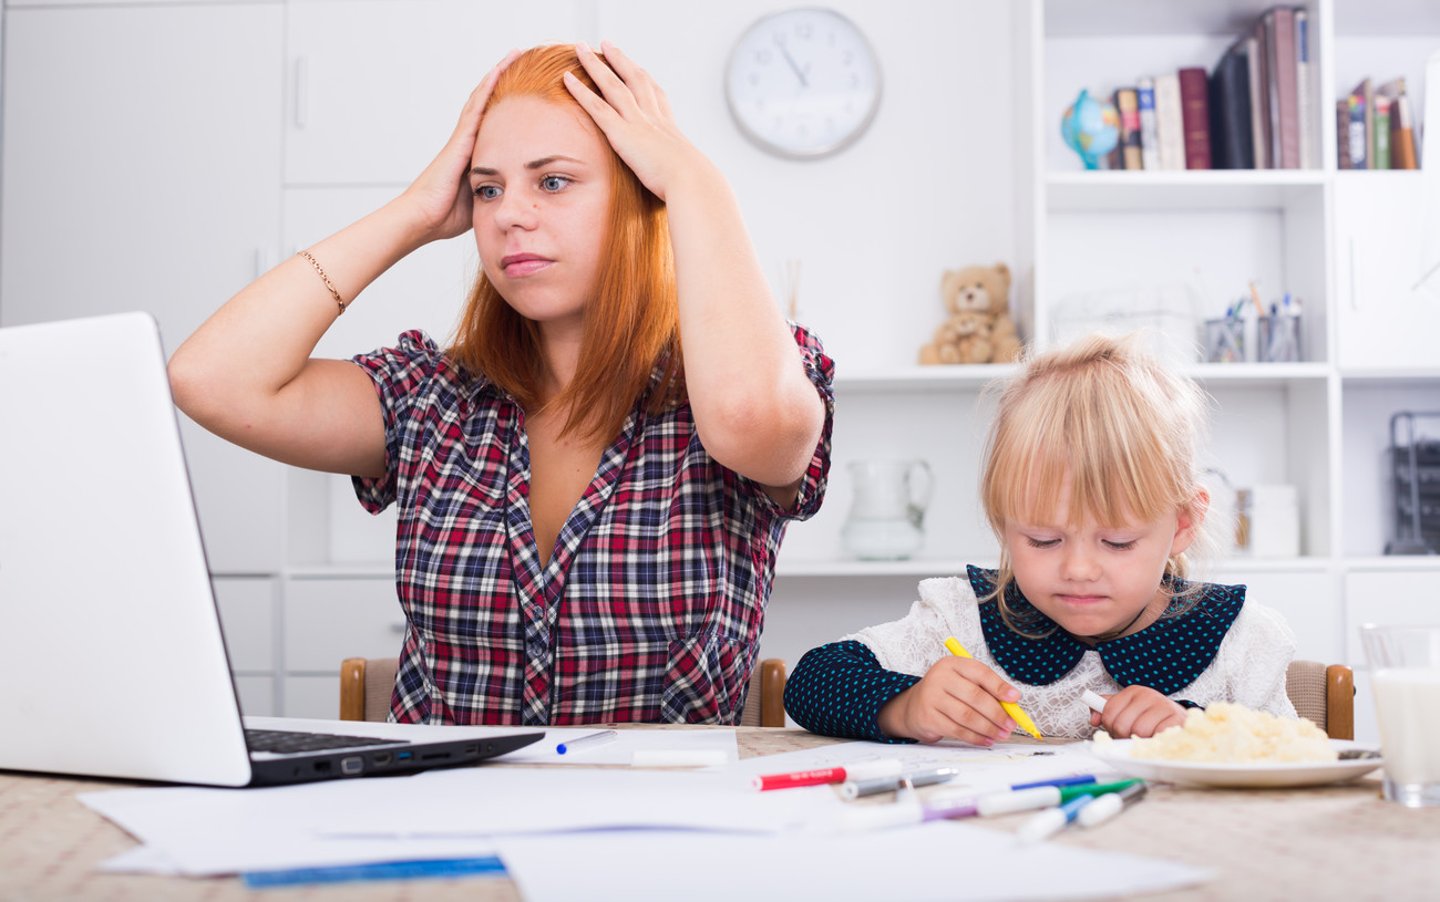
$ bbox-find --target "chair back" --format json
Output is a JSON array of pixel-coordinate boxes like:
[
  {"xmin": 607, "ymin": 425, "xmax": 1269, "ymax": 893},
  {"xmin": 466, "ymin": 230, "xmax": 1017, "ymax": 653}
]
[
  {"xmin": 1285, "ymin": 660, "xmax": 1355, "ymax": 740},
  {"xmin": 341, "ymin": 656, "xmax": 789, "ymax": 727}
]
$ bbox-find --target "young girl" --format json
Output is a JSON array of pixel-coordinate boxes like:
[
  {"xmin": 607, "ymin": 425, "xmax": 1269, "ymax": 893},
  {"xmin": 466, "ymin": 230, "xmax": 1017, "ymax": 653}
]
[
  {"xmin": 785, "ymin": 333, "xmax": 1296, "ymax": 743},
  {"xmin": 169, "ymin": 44, "xmax": 832, "ymax": 727}
]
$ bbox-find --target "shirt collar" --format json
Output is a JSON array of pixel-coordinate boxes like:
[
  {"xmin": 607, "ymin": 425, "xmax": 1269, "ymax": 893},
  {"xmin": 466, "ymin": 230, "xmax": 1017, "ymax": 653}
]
[{"xmin": 965, "ymin": 564, "xmax": 1247, "ymax": 695}]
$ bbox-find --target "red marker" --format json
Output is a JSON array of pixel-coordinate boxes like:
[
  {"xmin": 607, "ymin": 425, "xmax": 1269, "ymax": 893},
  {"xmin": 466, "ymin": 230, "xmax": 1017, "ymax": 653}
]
[{"xmin": 751, "ymin": 758, "xmax": 903, "ymax": 791}]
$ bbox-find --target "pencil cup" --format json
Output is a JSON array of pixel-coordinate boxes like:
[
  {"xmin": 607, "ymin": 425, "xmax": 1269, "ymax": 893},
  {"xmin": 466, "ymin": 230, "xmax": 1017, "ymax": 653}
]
[
  {"xmin": 1258, "ymin": 315, "xmax": 1302, "ymax": 363},
  {"xmin": 1202, "ymin": 318, "xmax": 1246, "ymax": 363},
  {"xmin": 1359, "ymin": 624, "xmax": 1440, "ymax": 808}
]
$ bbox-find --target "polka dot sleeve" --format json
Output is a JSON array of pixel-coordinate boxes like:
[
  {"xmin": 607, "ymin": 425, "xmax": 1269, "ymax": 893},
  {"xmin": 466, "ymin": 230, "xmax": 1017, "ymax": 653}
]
[{"xmin": 782, "ymin": 640, "xmax": 921, "ymax": 743}]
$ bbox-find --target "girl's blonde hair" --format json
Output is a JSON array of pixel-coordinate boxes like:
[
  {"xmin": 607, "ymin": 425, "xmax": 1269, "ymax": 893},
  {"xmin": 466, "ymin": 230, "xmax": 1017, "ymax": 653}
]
[
  {"xmin": 980, "ymin": 332, "xmax": 1214, "ymax": 634},
  {"xmin": 449, "ymin": 45, "xmax": 684, "ymax": 443}
]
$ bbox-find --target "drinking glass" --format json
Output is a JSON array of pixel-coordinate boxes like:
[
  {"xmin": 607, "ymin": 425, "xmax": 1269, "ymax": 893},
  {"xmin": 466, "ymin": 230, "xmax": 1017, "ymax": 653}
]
[{"xmin": 1359, "ymin": 624, "xmax": 1440, "ymax": 807}]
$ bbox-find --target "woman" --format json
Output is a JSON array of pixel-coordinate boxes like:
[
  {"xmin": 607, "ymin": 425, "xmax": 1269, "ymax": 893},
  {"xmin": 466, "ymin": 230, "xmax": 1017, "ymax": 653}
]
[{"xmin": 168, "ymin": 43, "xmax": 832, "ymax": 726}]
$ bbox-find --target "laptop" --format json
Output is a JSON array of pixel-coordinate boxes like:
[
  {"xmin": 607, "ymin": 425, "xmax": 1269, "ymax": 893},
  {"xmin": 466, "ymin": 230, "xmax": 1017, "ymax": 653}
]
[{"xmin": 0, "ymin": 312, "xmax": 542, "ymax": 786}]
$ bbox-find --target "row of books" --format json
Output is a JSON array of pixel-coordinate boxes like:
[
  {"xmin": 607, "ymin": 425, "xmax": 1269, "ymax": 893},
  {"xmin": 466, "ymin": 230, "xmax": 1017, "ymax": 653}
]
[
  {"xmin": 1339, "ymin": 78, "xmax": 1418, "ymax": 170},
  {"xmin": 1103, "ymin": 5, "xmax": 1313, "ymax": 171}
]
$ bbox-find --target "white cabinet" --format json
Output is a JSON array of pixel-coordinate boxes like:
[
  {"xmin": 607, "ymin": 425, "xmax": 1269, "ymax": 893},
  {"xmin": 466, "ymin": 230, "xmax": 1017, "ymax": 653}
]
[
  {"xmin": 0, "ymin": 1, "xmax": 288, "ymax": 574},
  {"xmin": 283, "ymin": 576, "xmax": 407, "ymax": 672},
  {"xmin": 284, "ymin": 0, "xmax": 586, "ymax": 185}
]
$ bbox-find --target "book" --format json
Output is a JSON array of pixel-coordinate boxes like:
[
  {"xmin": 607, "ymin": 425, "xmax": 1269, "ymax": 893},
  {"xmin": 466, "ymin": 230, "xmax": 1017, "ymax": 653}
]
[
  {"xmin": 1295, "ymin": 8, "xmax": 1314, "ymax": 169},
  {"xmin": 1373, "ymin": 94, "xmax": 1392, "ymax": 170},
  {"xmin": 1153, "ymin": 72, "xmax": 1185, "ymax": 170},
  {"xmin": 1391, "ymin": 92, "xmax": 1418, "ymax": 170},
  {"xmin": 1136, "ymin": 78, "xmax": 1160, "ymax": 171},
  {"xmin": 1266, "ymin": 7, "xmax": 1300, "ymax": 168},
  {"xmin": 1346, "ymin": 81, "xmax": 1369, "ymax": 170},
  {"xmin": 1113, "ymin": 87, "xmax": 1143, "ymax": 170},
  {"xmin": 1242, "ymin": 35, "xmax": 1268, "ymax": 169},
  {"xmin": 1253, "ymin": 16, "xmax": 1276, "ymax": 167},
  {"xmin": 1336, "ymin": 99, "xmax": 1352, "ymax": 169},
  {"xmin": 1209, "ymin": 46, "xmax": 1254, "ymax": 169},
  {"xmin": 1177, "ymin": 67, "xmax": 1212, "ymax": 169}
]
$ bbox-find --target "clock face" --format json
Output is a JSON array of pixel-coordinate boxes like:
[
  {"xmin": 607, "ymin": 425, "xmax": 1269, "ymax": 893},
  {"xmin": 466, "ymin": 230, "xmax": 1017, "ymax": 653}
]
[{"xmin": 725, "ymin": 8, "xmax": 882, "ymax": 159}]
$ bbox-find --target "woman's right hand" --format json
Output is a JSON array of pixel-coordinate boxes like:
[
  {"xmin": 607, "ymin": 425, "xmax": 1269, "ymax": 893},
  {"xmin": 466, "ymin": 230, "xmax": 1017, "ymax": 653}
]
[
  {"xmin": 397, "ymin": 50, "xmax": 520, "ymax": 242},
  {"xmin": 877, "ymin": 657, "xmax": 1021, "ymax": 745}
]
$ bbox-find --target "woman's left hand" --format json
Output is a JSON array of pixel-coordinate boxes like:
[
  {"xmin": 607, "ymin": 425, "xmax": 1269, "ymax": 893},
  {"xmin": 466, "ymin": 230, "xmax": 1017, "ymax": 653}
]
[
  {"xmin": 564, "ymin": 41, "xmax": 707, "ymax": 201},
  {"xmin": 1088, "ymin": 686, "xmax": 1189, "ymax": 738}
]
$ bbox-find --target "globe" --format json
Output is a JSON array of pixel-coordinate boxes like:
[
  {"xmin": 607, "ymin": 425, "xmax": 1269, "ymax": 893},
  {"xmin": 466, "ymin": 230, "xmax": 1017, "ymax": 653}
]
[{"xmin": 1060, "ymin": 89, "xmax": 1120, "ymax": 170}]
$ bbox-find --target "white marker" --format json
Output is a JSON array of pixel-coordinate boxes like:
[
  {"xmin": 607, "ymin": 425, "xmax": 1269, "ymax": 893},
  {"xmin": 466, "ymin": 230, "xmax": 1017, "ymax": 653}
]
[{"xmin": 1081, "ymin": 689, "xmax": 1108, "ymax": 714}]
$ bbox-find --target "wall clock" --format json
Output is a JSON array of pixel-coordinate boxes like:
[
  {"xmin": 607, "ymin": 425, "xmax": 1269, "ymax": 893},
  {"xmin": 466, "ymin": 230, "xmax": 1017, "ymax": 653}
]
[{"xmin": 724, "ymin": 8, "xmax": 882, "ymax": 159}]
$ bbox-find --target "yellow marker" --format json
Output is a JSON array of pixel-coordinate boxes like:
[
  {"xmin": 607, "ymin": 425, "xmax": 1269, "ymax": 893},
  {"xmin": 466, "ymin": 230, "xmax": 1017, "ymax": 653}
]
[{"xmin": 944, "ymin": 636, "xmax": 1043, "ymax": 740}]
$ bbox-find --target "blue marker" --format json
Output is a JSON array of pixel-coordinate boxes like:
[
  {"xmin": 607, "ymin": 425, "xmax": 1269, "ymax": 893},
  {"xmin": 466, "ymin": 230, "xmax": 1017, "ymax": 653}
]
[{"xmin": 1016, "ymin": 793, "xmax": 1097, "ymax": 842}]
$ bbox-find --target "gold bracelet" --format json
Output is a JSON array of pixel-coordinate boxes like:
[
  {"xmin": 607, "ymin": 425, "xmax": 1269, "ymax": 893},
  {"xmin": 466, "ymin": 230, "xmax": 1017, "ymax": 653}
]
[{"xmin": 297, "ymin": 250, "xmax": 347, "ymax": 316}]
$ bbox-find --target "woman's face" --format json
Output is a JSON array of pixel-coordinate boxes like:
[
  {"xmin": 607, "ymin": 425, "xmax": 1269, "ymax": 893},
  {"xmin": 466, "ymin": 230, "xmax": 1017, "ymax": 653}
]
[{"xmin": 470, "ymin": 95, "xmax": 614, "ymax": 330}]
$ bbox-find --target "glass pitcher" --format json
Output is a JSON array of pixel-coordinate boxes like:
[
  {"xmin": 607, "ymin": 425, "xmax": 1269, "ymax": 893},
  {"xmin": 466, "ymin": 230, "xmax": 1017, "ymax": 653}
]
[{"xmin": 841, "ymin": 460, "xmax": 933, "ymax": 560}]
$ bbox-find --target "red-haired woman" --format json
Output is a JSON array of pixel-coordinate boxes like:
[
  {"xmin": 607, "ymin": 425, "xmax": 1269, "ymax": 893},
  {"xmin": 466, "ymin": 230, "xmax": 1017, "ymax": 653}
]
[{"xmin": 169, "ymin": 43, "xmax": 832, "ymax": 727}]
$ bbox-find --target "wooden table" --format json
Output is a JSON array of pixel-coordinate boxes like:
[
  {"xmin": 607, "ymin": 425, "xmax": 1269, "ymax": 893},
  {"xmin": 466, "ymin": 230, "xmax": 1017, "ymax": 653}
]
[{"xmin": 3, "ymin": 727, "xmax": 1438, "ymax": 901}]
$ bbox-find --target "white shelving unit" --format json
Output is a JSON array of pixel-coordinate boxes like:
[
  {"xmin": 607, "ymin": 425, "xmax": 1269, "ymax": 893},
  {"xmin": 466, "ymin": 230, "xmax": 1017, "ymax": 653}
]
[{"xmin": 3, "ymin": 1, "xmax": 1437, "ymax": 733}]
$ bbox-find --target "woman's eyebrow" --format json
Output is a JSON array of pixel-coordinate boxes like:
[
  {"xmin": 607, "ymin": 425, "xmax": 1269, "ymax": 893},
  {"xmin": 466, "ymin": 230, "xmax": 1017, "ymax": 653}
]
[{"xmin": 470, "ymin": 155, "xmax": 586, "ymax": 178}]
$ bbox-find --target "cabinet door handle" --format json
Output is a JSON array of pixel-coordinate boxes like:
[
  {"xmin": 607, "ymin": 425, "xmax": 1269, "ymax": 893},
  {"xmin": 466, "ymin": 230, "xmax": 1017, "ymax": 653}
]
[
  {"xmin": 1348, "ymin": 236, "xmax": 1360, "ymax": 312},
  {"xmin": 293, "ymin": 57, "xmax": 308, "ymax": 129}
]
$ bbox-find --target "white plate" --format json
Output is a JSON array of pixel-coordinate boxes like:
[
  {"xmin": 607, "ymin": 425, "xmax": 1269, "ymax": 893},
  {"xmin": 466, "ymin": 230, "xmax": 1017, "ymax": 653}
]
[{"xmin": 1091, "ymin": 739, "xmax": 1383, "ymax": 788}]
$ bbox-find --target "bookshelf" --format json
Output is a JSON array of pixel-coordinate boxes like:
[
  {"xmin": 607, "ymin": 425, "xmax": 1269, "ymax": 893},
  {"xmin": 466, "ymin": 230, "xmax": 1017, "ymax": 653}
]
[{"xmin": 1014, "ymin": 0, "xmax": 1440, "ymax": 742}]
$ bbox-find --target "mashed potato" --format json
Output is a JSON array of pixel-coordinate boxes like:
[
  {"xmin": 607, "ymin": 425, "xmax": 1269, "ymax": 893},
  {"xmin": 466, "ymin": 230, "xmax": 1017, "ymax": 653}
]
[{"xmin": 1104, "ymin": 702, "xmax": 1336, "ymax": 764}]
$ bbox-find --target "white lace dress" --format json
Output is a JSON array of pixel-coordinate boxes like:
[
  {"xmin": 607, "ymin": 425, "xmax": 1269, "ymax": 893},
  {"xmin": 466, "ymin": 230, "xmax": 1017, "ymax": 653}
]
[{"xmin": 845, "ymin": 575, "xmax": 1298, "ymax": 740}]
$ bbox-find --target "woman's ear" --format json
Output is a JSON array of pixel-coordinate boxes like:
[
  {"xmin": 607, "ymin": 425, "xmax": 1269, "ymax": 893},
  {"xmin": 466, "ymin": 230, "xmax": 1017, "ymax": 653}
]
[{"xmin": 1170, "ymin": 487, "xmax": 1210, "ymax": 556}]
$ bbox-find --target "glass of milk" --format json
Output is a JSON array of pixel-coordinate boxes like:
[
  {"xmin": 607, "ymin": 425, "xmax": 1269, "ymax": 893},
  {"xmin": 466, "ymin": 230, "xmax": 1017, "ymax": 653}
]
[{"xmin": 1360, "ymin": 624, "xmax": 1440, "ymax": 808}]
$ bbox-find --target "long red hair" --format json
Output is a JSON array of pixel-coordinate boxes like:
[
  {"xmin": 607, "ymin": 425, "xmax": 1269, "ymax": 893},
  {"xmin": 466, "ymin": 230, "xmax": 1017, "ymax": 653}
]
[{"xmin": 448, "ymin": 45, "xmax": 684, "ymax": 442}]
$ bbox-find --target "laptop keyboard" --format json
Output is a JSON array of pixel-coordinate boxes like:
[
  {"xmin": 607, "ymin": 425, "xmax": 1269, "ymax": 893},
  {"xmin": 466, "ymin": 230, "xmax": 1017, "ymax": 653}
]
[{"xmin": 245, "ymin": 728, "xmax": 401, "ymax": 754}]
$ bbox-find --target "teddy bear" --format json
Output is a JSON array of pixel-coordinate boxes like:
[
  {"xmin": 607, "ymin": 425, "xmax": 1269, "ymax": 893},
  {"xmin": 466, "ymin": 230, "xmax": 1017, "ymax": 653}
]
[{"xmin": 918, "ymin": 262, "xmax": 1022, "ymax": 365}]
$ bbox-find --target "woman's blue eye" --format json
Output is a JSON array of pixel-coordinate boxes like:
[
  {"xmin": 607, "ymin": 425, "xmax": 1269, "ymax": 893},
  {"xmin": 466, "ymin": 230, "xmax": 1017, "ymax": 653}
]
[
  {"xmin": 475, "ymin": 185, "xmax": 501, "ymax": 200},
  {"xmin": 540, "ymin": 175, "xmax": 571, "ymax": 192}
]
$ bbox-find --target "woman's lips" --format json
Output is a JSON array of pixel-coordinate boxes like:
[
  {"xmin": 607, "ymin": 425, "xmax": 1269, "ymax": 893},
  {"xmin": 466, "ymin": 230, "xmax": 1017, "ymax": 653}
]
[{"xmin": 500, "ymin": 253, "xmax": 553, "ymax": 276}]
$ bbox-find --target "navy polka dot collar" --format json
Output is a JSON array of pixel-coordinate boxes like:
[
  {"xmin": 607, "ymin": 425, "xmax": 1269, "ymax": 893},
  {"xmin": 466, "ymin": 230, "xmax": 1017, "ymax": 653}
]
[{"xmin": 965, "ymin": 565, "xmax": 1247, "ymax": 695}]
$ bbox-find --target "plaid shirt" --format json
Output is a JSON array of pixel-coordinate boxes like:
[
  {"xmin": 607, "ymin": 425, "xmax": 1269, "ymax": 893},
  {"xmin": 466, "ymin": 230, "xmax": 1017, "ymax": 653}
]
[{"xmin": 352, "ymin": 325, "xmax": 833, "ymax": 727}]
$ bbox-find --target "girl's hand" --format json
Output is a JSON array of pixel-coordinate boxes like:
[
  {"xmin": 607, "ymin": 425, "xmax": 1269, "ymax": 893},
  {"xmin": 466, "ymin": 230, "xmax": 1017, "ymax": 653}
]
[
  {"xmin": 397, "ymin": 50, "xmax": 521, "ymax": 242},
  {"xmin": 1087, "ymin": 686, "xmax": 1188, "ymax": 738},
  {"xmin": 877, "ymin": 657, "xmax": 1023, "ymax": 746},
  {"xmin": 564, "ymin": 41, "xmax": 706, "ymax": 202}
]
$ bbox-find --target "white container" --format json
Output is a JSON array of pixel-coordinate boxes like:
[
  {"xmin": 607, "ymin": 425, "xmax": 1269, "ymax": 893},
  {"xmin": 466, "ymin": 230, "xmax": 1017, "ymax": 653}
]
[{"xmin": 1237, "ymin": 484, "xmax": 1301, "ymax": 558}]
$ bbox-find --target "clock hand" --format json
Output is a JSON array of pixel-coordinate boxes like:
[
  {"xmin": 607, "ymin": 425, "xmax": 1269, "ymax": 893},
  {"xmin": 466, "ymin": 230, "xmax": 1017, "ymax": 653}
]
[{"xmin": 773, "ymin": 36, "xmax": 809, "ymax": 88}]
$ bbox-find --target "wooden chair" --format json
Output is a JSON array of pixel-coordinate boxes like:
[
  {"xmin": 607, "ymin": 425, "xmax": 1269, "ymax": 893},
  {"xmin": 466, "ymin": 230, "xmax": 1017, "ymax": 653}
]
[
  {"xmin": 340, "ymin": 656, "xmax": 790, "ymax": 727},
  {"xmin": 1285, "ymin": 660, "xmax": 1355, "ymax": 740}
]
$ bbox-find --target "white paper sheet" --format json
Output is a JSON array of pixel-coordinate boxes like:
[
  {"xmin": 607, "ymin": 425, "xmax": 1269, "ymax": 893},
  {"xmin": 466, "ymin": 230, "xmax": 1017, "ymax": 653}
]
[
  {"xmin": 80, "ymin": 764, "xmax": 843, "ymax": 874},
  {"xmin": 495, "ymin": 821, "xmax": 1211, "ymax": 901},
  {"xmin": 731, "ymin": 739, "xmax": 1118, "ymax": 795},
  {"xmin": 500, "ymin": 726, "xmax": 738, "ymax": 766}
]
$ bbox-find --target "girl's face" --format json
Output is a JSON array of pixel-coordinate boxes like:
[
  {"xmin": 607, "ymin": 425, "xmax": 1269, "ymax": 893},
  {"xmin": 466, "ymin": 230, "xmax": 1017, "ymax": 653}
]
[
  {"xmin": 1002, "ymin": 480, "xmax": 1199, "ymax": 641},
  {"xmin": 470, "ymin": 95, "xmax": 614, "ymax": 331}
]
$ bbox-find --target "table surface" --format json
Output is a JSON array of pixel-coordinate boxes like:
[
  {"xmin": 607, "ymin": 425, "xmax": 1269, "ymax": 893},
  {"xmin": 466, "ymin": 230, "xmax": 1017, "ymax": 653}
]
[{"xmin": 3, "ymin": 726, "xmax": 1438, "ymax": 901}]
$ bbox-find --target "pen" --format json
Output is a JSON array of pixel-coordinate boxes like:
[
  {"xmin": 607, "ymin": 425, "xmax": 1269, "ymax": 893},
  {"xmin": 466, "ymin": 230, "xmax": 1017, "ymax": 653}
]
[
  {"xmin": 752, "ymin": 758, "xmax": 903, "ymax": 791},
  {"xmin": 840, "ymin": 766, "xmax": 960, "ymax": 800},
  {"xmin": 1076, "ymin": 780, "xmax": 1148, "ymax": 828},
  {"xmin": 974, "ymin": 778, "xmax": 1141, "ymax": 817},
  {"xmin": 1016, "ymin": 792, "xmax": 1096, "ymax": 842},
  {"xmin": 1081, "ymin": 689, "xmax": 1108, "ymax": 714},
  {"xmin": 555, "ymin": 729, "xmax": 619, "ymax": 755},
  {"xmin": 837, "ymin": 779, "xmax": 1138, "ymax": 832},
  {"xmin": 943, "ymin": 637, "xmax": 1043, "ymax": 740}
]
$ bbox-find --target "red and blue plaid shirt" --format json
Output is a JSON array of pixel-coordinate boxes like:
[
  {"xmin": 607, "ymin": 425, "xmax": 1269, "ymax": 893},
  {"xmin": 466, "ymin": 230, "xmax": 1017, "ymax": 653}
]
[{"xmin": 351, "ymin": 325, "xmax": 833, "ymax": 726}]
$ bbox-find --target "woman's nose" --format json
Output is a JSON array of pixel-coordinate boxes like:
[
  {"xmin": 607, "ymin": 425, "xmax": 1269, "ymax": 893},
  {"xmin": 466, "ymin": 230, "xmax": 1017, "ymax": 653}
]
[{"xmin": 492, "ymin": 191, "xmax": 539, "ymax": 231}]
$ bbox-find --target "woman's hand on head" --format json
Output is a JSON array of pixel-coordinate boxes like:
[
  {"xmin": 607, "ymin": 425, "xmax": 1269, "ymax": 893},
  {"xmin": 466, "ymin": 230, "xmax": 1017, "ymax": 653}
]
[
  {"xmin": 877, "ymin": 657, "xmax": 1022, "ymax": 746},
  {"xmin": 397, "ymin": 49, "xmax": 521, "ymax": 242},
  {"xmin": 564, "ymin": 41, "xmax": 706, "ymax": 202},
  {"xmin": 1087, "ymin": 686, "xmax": 1188, "ymax": 738}
]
